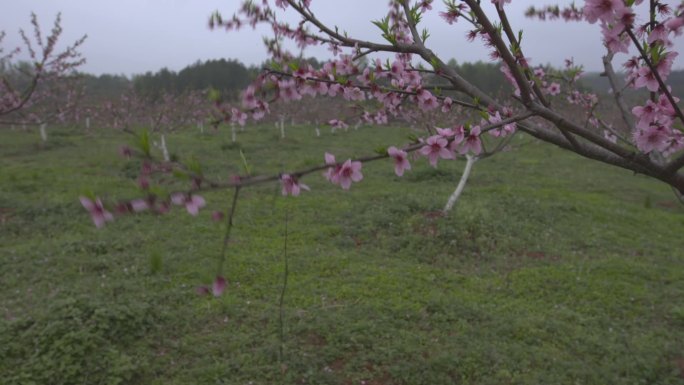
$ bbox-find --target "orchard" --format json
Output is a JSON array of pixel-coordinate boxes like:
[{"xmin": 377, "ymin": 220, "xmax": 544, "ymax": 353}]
[{"xmin": 2, "ymin": 1, "xmax": 684, "ymax": 384}]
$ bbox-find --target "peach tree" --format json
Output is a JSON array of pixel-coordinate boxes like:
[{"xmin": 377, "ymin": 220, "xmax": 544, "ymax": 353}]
[{"xmin": 84, "ymin": 0, "xmax": 684, "ymax": 293}]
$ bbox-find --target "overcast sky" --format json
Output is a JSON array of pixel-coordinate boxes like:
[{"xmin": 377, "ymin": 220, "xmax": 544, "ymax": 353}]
[{"xmin": 2, "ymin": 1, "xmax": 683, "ymax": 76}]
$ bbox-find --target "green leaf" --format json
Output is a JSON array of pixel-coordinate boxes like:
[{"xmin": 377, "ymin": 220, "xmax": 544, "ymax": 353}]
[
  {"xmin": 207, "ymin": 88, "xmax": 221, "ymax": 103},
  {"xmin": 186, "ymin": 157, "xmax": 203, "ymax": 176},
  {"xmin": 421, "ymin": 28, "xmax": 430, "ymax": 43},
  {"xmin": 288, "ymin": 61, "xmax": 299, "ymax": 72},
  {"xmin": 239, "ymin": 149, "xmax": 252, "ymax": 176},
  {"xmin": 137, "ymin": 130, "xmax": 151, "ymax": 157},
  {"xmin": 371, "ymin": 17, "xmax": 389, "ymax": 34},
  {"xmin": 430, "ymin": 57, "xmax": 440, "ymax": 71},
  {"xmin": 172, "ymin": 170, "xmax": 188, "ymax": 179}
]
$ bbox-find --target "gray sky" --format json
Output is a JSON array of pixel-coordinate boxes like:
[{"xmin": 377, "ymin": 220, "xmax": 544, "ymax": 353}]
[{"xmin": 2, "ymin": 0, "xmax": 683, "ymax": 76}]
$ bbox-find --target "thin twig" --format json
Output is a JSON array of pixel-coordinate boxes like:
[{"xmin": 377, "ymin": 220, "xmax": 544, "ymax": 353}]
[
  {"xmin": 278, "ymin": 207, "xmax": 289, "ymax": 364},
  {"xmin": 624, "ymin": 28, "xmax": 684, "ymax": 124},
  {"xmin": 217, "ymin": 186, "xmax": 241, "ymax": 275}
]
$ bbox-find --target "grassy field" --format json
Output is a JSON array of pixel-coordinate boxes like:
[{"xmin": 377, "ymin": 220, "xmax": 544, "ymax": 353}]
[{"xmin": 1, "ymin": 123, "xmax": 684, "ymax": 385}]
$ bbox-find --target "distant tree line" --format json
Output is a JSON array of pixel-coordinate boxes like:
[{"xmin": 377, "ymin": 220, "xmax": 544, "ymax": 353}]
[
  {"xmin": 80, "ymin": 74, "xmax": 130, "ymax": 100},
  {"xmin": 444, "ymin": 59, "xmax": 512, "ymax": 96},
  {"xmin": 132, "ymin": 59, "xmax": 259, "ymax": 99},
  {"xmin": 75, "ymin": 56, "xmax": 684, "ymax": 104},
  {"xmin": 580, "ymin": 70, "xmax": 684, "ymax": 99}
]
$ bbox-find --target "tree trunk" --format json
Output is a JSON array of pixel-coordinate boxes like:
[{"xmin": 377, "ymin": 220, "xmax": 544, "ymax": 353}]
[
  {"xmin": 279, "ymin": 117, "xmax": 286, "ymax": 139},
  {"xmin": 39, "ymin": 124, "xmax": 48, "ymax": 142},
  {"xmin": 160, "ymin": 134, "xmax": 170, "ymax": 162},
  {"xmin": 443, "ymin": 155, "xmax": 477, "ymax": 214}
]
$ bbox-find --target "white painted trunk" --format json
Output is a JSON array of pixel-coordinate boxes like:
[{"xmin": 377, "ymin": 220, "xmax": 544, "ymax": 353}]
[
  {"xmin": 231, "ymin": 123, "xmax": 236, "ymax": 143},
  {"xmin": 443, "ymin": 155, "xmax": 477, "ymax": 214},
  {"xmin": 315, "ymin": 128, "xmax": 321, "ymax": 137},
  {"xmin": 39, "ymin": 124, "xmax": 48, "ymax": 142},
  {"xmin": 160, "ymin": 134, "xmax": 170, "ymax": 162},
  {"xmin": 86, "ymin": 117, "xmax": 90, "ymax": 130},
  {"xmin": 280, "ymin": 118, "xmax": 286, "ymax": 139}
]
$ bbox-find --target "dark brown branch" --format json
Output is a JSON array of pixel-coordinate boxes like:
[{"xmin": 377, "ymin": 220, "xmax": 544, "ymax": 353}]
[
  {"xmin": 496, "ymin": 6, "xmax": 550, "ymax": 107},
  {"xmin": 464, "ymin": 0, "xmax": 534, "ymax": 105}
]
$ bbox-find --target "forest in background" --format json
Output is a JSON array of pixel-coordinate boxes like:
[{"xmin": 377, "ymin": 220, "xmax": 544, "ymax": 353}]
[{"xmin": 75, "ymin": 57, "xmax": 684, "ymax": 103}]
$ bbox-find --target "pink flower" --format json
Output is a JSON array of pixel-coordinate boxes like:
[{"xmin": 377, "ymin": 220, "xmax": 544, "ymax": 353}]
[
  {"xmin": 80, "ymin": 197, "xmax": 114, "ymax": 228},
  {"xmin": 486, "ymin": 111, "xmax": 514, "ymax": 137},
  {"xmin": 419, "ymin": 0, "xmax": 432, "ymax": 12},
  {"xmin": 196, "ymin": 275, "xmax": 227, "ymax": 297},
  {"xmin": 647, "ymin": 23, "xmax": 669, "ymax": 45},
  {"xmin": 171, "ymin": 193, "xmax": 206, "ymax": 216},
  {"xmin": 658, "ymin": 92, "xmax": 680, "ymax": 117},
  {"xmin": 439, "ymin": 6, "xmax": 464, "ymax": 24},
  {"xmin": 546, "ymin": 82, "xmax": 561, "ymax": 96},
  {"xmin": 242, "ymin": 85, "xmax": 259, "ymax": 109},
  {"xmin": 491, "ymin": 0, "xmax": 511, "ymax": 10},
  {"xmin": 602, "ymin": 23, "xmax": 629, "ymax": 54},
  {"xmin": 328, "ymin": 119, "xmax": 349, "ymax": 130},
  {"xmin": 665, "ymin": 16, "xmax": 684, "ymax": 36},
  {"xmin": 632, "ymin": 100, "xmax": 660, "ymax": 129},
  {"xmin": 583, "ymin": 0, "xmax": 625, "ymax": 24},
  {"xmin": 337, "ymin": 159, "xmax": 363, "ymax": 190},
  {"xmin": 436, "ymin": 127, "xmax": 456, "ymax": 138},
  {"xmin": 130, "ymin": 199, "xmax": 149, "ymax": 212},
  {"xmin": 156, "ymin": 201, "xmax": 171, "ymax": 214},
  {"xmin": 278, "ymin": 79, "xmax": 302, "ymax": 102},
  {"xmin": 634, "ymin": 66, "xmax": 660, "ymax": 92},
  {"xmin": 459, "ymin": 126, "xmax": 483, "ymax": 155},
  {"xmin": 281, "ymin": 174, "xmax": 310, "ymax": 196},
  {"xmin": 390, "ymin": 60, "xmax": 405, "ymax": 77},
  {"xmin": 388, "ymin": 146, "xmax": 411, "ymax": 176},
  {"xmin": 634, "ymin": 125, "xmax": 671, "ymax": 153},
  {"xmin": 211, "ymin": 211, "xmax": 225, "ymax": 222},
  {"xmin": 324, "ymin": 152, "xmax": 342, "ymax": 184},
  {"xmin": 419, "ymin": 135, "xmax": 453, "ymax": 167},
  {"xmin": 604, "ymin": 130, "xmax": 618, "ymax": 143},
  {"xmin": 230, "ymin": 108, "xmax": 248, "ymax": 126},
  {"xmin": 450, "ymin": 125, "xmax": 466, "ymax": 145},
  {"xmin": 137, "ymin": 177, "xmax": 150, "ymax": 190},
  {"xmin": 328, "ymin": 83, "xmax": 343, "ymax": 97},
  {"xmin": 656, "ymin": 52, "xmax": 678, "ymax": 79},
  {"xmin": 118, "ymin": 145, "xmax": 132, "ymax": 159},
  {"xmin": 343, "ymin": 87, "xmax": 365, "ymax": 101},
  {"xmin": 441, "ymin": 97, "xmax": 453, "ymax": 113},
  {"xmin": 416, "ymin": 89, "xmax": 438, "ymax": 111},
  {"xmin": 196, "ymin": 286, "xmax": 211, "ymax": 296},
  {"xmin": 213, "ymin": 276, "xmax": 227, "ymax": 297}
]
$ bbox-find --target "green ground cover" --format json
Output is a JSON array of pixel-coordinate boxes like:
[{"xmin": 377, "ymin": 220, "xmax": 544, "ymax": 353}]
[{"xmin": 1, "ymin": 124, "xmax": 683, "ymax": 384}]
